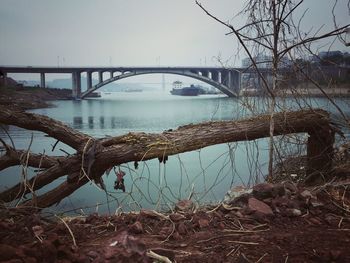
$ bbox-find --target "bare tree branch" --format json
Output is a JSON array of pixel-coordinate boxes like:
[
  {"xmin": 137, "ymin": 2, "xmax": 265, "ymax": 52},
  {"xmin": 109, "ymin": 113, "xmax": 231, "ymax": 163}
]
[
  {"xmin": 195, "ymin": 1, "xmax": 274, "ymax": 98},
  {"xmin": 278, "ymin": 24, "xmax": 350, "ymax": 57},
  {"xmin": 0, "ymin": 147, "xmax": 62, "ymax": 170},
  {"xmin": 0, "ymin": 109, "xmax": 92, "ymax": 150}
]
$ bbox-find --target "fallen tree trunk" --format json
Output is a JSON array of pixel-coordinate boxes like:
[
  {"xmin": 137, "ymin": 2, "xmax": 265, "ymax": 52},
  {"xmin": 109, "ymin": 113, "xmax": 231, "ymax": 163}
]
[{"xmin": 0, "ymin": 108, "xmax": 337, "ymax": 208}]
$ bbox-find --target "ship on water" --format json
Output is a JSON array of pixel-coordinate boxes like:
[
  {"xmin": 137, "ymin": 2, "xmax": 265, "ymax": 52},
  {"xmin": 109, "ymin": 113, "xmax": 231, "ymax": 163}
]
[
  {"xmin": 124, "ymin": 88, "xmax": 143, "ymax": 92},
  {"xmin": 170, "ymin": 81, "xmax": 201, "ymax": 96}
]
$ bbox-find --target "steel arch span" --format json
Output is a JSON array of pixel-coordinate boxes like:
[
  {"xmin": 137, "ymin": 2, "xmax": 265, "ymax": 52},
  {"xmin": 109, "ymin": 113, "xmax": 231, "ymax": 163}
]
[
  {"xmin": 0, "ymin": 66, "xmax": 246, "ymax": 99},
  {"xmin": 80, "ymin": 69, "xmax": 240, "ymax": 99}
]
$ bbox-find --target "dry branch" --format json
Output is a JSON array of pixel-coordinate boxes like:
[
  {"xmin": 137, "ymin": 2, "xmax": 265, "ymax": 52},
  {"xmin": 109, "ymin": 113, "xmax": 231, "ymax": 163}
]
[
  {"xmin": 0, "ymin": 108, "xmax": 336, "ymax": 208},
  {"xmin": 0, "ymin": 145, "xmax": 62, "ymax": 171},
  {"xmin": 0, "ymin": 156, "xmax": 79, "ymax": 202},
  {"xmin": 0, "ymin": 109, "xmax": 91, "ymax": 150}
]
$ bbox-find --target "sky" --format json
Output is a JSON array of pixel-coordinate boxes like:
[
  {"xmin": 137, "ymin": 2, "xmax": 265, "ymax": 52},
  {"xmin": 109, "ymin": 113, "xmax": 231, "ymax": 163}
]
[{"xmin": 0, "ymin": 0, "xmax": 349, "ymax": 82}]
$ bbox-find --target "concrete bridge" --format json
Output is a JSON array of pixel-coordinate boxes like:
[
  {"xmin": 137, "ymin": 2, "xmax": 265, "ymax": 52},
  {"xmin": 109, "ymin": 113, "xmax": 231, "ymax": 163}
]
[{"xmin": 0, "ymin": 66, "xmax": 267, "ymax": 99}]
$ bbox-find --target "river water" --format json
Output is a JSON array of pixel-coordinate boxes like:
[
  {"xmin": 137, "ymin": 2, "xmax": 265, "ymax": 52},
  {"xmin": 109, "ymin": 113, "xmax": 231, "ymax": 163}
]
[{"xmin": 1, "ymin": 91, "xmax": 349, "ymax": 214}]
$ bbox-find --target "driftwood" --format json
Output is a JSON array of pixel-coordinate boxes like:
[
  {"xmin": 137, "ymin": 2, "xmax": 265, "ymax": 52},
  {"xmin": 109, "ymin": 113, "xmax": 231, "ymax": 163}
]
[{"xmin": 0, "ymin": 108, "xmax": 336, "ymax": 208}]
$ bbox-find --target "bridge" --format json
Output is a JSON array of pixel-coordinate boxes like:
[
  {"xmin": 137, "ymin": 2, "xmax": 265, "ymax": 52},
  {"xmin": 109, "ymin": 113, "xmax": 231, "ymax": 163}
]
[{"xmin": 0, "ymin": 66, "xmax": 269, "ymax": 99}]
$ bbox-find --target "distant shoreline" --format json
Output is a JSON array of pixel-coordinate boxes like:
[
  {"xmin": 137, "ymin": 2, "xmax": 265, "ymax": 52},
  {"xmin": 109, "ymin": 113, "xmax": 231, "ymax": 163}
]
[
  {"xmin": 0, "ymin": 85, "xmax": 71, "ymax": 111},
  {"xmin": 240, "ymin": 86, "xmax": 350, "ymax": 98},
  {"xmin": 1, "ymin": 84, "xmax": 350, "ymax": 112}
]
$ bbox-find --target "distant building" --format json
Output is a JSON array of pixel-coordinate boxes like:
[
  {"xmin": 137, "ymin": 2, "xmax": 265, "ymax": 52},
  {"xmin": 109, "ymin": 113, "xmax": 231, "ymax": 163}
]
[
  {"xmin": 241, "ymin": 54, "xmax": 293, "ymax": 90},
  {"xmin": 319, "ymin": 50, "xmax": 343, "ymax": 59},
  {"xmin": 279, "ymin": 57, "xmax": 292, "ymax": 68},
  {"xmin": 300, "ymin": 50, "xmax": 349, "ymax": 84},
  {"xmin": 242, "ymin": 54, "xmax": 272, "ymax": 68},
  {"xmin": 310, "ymin": 50, "xmax": 349, "ymax": 66},
  {"xmin": 242, "ymin": 54, "xmax": 291, "ymax": 68},
  {"xmin": 241, "ymin": 50, "xmax": 349, "ymax": 90}
]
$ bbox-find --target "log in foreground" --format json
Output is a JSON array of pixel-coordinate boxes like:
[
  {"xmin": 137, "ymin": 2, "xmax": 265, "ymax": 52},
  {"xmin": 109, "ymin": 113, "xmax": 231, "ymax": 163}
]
[{"xmin": 0, "ymin": 108, "xmax": 336, "ymax": 208}]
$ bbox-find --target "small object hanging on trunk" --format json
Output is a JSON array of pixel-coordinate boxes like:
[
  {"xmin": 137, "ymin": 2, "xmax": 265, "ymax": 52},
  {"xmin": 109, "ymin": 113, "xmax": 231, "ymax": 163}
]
[
  {"xmin": 114, "ymin": 167, "xmax": 126, "ymax": 192},
  {"xmin": 158, "ymin": 155, "xmax": 168, "ymax": 164}
]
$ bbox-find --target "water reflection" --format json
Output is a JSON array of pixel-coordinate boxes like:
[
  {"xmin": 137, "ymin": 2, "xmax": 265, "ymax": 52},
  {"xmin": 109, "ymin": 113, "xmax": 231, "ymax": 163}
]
[
  {"xmin": 99, "ymin": 116, "xmax": 105, "ymax": 129},
  {"xmin": 72, "ymin": 100, "xmax": 82, "ymax": 115},
  {"xmin": 111, "ymin": 117, "xmax": 116, "ymax": 129},
  {"xmin": 73, "ymin": 116, "xmax": 121, "ymax": 130},
  {"xmin": 88, "ymin": 116, "xmax": 94, "ymax": 129},
  {"xmin": 73, "ymin": 116, "xmax": 83, "ymax": 129}
]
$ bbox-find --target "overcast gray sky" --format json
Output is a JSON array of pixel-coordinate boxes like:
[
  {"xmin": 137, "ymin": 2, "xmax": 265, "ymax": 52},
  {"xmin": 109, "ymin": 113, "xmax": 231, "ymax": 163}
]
[{"xmin": 0, "ymin": 0, "xmax": 349, "ymax": 82}]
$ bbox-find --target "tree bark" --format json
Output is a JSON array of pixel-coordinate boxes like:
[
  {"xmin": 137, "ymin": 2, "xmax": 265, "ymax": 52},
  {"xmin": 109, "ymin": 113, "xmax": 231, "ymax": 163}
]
[
  {"xmin": 0, "ymin": 108, "xmax": 336, "ymax": 208},
  {"xmin": 0, "ymin": 145, "xmax": 63, "ymax": 171},
  {"xmin": 0, "ymin": 109, "xmax": 91, "ymax": 150}
]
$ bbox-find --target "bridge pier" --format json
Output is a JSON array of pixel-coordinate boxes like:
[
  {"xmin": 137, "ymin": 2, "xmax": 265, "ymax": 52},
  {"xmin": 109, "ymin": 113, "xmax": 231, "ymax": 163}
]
[
  {"xmin": 227, "ymin": 71, "xmax": 232, "ymax": 90},
  {"xmin": 40, "ymin": 73, "xmax": 45, "ymax": 88},
  {"xmin": 221, "ymin": 70, "xmax": 229, "ymax": 87},
  {"xmin": 237, "ymin": 72, "xmax": 241, "ymax": 93},
  {"xmin": 98, "ymin": 72, "xmax": 103, "ymax": 83},
  {"xmin": 201, "ymin": 70, "xmax": 209, "ymax": 78},
  {"xmin": 220, "ymin": 70, "xmax": 241, "ymax": 94},
  {"xmin": 230, "ymin": 71, "xmax": 241, "ymax": 94},
  {"xmin": 87, "ymin": 72, "xmax": 92, "ymax": 91},
  {"xmin": 257, "ymin": 74, "xmax": 262, "ymax": 89},
  {"xmin": 256, "ymin": 72, "xmax": 269, "ymax": 89},
  {"xmin": 211, "ymin": 70, "xmax": 219, "ymax": 82},
  {"xmin": 72, "ymin": 72, "xmax": 81, "ymax": 99}
]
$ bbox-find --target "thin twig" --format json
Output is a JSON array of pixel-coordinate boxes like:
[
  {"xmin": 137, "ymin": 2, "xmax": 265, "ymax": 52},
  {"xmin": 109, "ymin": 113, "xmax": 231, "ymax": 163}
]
[
  {"xmin": 228, "ymin": 240, "xmax": 259, "ymax": 245},
  {"xmin": 146, "ymin": 250, "xmax": 172, "ymax": 263},
  {"xmin": 226, "ymin": 245, "xmax": 241, "ymax": 257},
  {"xmin": 256, "ymin": 253, "xmax": 268, "ymax": 263},
  {"xmin": 56, "ymin": 215, "xmax": 77, "ymax": 247}
]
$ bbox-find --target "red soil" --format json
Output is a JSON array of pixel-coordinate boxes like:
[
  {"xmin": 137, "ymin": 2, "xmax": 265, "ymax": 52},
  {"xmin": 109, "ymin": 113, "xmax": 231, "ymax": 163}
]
[{"xmin": 1, "ymin": 182, "xmax": 350, "ymax": 262}]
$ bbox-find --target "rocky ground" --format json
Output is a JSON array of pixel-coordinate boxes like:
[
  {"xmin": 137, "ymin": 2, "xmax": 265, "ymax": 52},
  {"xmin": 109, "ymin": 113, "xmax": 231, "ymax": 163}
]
[{"xmin": 1, "ymin": 180, "xmax": 349, "ymax": 262}]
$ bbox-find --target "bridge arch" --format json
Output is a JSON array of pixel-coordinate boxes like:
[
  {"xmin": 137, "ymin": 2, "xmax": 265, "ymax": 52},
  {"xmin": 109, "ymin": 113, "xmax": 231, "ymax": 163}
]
[{"xmin": 80, "ymin": 69, "xmax": 240, "ymax": 99}]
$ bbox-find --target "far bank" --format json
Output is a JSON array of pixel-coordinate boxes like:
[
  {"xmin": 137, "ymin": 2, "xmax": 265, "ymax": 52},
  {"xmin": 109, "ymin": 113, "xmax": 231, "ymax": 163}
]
[{"xmin": 0, "ymin": 85, "xmax": 72, "ymax": 111}]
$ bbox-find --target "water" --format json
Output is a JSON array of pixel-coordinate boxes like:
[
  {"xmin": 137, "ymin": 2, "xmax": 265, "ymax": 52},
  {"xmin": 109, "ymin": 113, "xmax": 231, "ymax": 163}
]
[{"xmin": 1, "ymin": 91, "xmax": 349, "ymax": 214}]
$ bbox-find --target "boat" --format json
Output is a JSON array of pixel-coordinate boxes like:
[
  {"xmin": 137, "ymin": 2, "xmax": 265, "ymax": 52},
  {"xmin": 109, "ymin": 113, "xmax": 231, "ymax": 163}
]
[
  {"xmin": 86, "ymin": 92, "xmax": 101, "ymax": 98},
  {"xmin": 170, "ymin": 81, "xmax": 201, "ymax": 96},
  {"xmin": 124, "ymin": 88, "xmax": 143, "ymax": 92}
]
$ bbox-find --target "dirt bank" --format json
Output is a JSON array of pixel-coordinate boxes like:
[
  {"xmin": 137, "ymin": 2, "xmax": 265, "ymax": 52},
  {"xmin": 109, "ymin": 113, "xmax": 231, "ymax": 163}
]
[
  {"xmin": 1, "ymin": 181, "xmax": 349, "ymax": 262},
  {"xmin": 0, "ymin": 86, "xmax": 71, "ymax": 111},
  {"xmin": 240, "ymin": 84, "xmax": 350, "ymax": 97}
]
